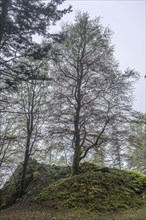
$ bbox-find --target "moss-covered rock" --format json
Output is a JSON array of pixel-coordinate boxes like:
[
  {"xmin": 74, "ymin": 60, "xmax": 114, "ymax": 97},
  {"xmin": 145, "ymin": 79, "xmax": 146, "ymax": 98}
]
[
  {"xmin": 1, "ymin": 161, "xmax": 146, "ymax": 213},
  {"xmin": 0, "ymin": 158, "xmax": 70, "ymax": 209},
  {"xmin": 35, "ymin": 167, "xmax": 146, "ymax": 212}
]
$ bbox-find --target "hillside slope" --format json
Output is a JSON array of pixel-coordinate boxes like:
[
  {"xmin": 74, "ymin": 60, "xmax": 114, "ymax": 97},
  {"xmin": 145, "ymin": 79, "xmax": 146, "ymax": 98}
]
[
  {"xmin": 0, "ymin": 161, "xmax": 146, "ymax": 217},
  {"xmin": 36, "ymin": 166, "xmax": 146, "ymax": 212}
]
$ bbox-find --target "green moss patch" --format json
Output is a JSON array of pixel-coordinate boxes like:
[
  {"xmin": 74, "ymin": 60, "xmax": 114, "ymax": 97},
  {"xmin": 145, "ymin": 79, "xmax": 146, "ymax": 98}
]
[
  {"xmin": 35, "ymin": 167, "xmax": 146, "ymax": 212},
  {"xmin": 1, "ymin": 161, "xmax": 146, "ymax": 213}
]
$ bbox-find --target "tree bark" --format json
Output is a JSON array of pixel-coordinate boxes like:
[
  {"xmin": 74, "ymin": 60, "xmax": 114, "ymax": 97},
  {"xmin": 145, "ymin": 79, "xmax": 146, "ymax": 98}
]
[
  {"xmin": 0, "ymin": 0, "xmax": 10, "ymax": 46},
  {"xmin": 18, "ymin": 135, "xmax": 30, "ymax": 198},
  {"xmin": 71, "ymin": 77, "xmax": 82, "ymax": 175},
  {"xmin": 72, "ymin": 146, "xmax": 81, "ymax": 175},
  {"xmin": 72, "ymin": 118, "xmax": 81, "ymax": 175}
]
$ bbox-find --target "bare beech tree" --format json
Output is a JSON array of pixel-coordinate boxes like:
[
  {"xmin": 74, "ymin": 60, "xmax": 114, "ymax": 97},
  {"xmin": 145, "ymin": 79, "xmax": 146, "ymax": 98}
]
[
  {"xmin": 2, "ymin": 58, "xmax": 52, "ymax": 196},
  {"xmin": 51, "ymin": 12, "xmax": 138, "ymax": 175},
  {"xmin": 0, "ymin": 113, "xmax": 20, "ymax": 187},
  {"xmin": 0, "ymin": 0, "xmax": 71, "ymax": 187}
]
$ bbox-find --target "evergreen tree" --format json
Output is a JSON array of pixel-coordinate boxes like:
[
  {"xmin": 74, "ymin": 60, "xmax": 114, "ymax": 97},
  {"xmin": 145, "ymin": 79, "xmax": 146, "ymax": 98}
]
[{"xmin": 0, "ymin": 0, "xmax": 71, "ymax": 89}]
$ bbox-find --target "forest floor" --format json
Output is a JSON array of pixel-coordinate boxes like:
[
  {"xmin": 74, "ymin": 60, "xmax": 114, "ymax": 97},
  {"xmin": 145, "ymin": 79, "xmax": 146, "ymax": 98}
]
[{"xmin": 0, "ymin": 201, "xmax": 146, "ymax": 220}]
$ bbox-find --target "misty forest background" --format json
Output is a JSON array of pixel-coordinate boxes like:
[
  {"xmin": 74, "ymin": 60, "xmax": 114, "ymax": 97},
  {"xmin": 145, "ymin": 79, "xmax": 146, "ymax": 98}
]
[{"xmin": 0, "ymin": 0, "xmax": 146, "ymax": 196}]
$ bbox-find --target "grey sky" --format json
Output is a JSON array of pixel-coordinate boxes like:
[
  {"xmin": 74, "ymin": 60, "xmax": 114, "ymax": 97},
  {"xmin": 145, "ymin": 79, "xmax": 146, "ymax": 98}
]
[{"xmin": 54, "ymin": 0, "xmax": 145, "ymax": 113}]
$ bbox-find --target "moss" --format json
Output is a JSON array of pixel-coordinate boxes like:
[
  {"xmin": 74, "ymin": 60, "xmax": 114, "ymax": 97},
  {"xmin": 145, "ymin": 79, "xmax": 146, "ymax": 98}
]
[
  {"xmin": 1, "ymin": 161, "xmax": 146, "ymax": 212},
  {"xmin": 0, "ymin": 159, "xmax": 71, "ymax": 209},
  {"xmin": 35, "ymin": 167, "xmax": 146, "ymax": 212}
]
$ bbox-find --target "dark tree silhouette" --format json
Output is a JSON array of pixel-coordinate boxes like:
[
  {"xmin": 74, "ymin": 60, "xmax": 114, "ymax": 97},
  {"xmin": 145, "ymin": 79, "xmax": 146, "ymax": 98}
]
[{"xmin": 0, "ymin": 0, "xmax": 71, "ymax": 89}]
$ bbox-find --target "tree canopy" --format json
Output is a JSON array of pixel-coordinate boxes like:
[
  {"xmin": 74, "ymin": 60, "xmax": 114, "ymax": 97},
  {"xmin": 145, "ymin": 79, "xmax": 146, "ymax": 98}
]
[
  {"xmin": 50, "ymin": 12, "xmax": 139, "ymax": 174},
  {"xmin": 0, "ymin": 0, "xmax": 71, "ymax": 89},
  {"xmin": 0, "ymin": 10, "xmax": 144, "ymax": 192}
]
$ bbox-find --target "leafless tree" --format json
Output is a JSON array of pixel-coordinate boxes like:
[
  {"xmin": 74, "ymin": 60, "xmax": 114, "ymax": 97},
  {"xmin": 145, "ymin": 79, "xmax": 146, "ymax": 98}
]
[
  {"xmin": 1, "ymin": 58, "xmax": 52, "ymax": 196},
  {"xmin": 51, "ymin": 12, "xmax": 138, "ymax": 175},
  {"xmin": 0, "ymin": 113, "xmax": 20, "ymax": 187}
]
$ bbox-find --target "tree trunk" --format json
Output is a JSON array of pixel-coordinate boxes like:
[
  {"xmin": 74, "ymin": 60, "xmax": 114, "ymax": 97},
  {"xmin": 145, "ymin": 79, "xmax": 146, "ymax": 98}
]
[
  {"xmin": 71, "ymin": 75, "xmax": 82, "ymax": 175},
  {"xmin": 0, "ymin": 0, "xmax": 10, "ymax": 45},
  {"xmin": 72, "ymin": 145, "xmax": 81, "ymax": 175},
  {"xmin": 18, "ymin": 135, "xmax": 30, "ymax": 198},
  {"xmin": 71, "ymin": 110, "xmax": 81, "ymax": 175}
]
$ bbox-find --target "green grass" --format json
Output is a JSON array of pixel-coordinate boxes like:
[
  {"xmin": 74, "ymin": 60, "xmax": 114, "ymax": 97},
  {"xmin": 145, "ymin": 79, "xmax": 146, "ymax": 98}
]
[{"xmin": 0, "ymin": 205, "xmax": 146, "ymax": 220}]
